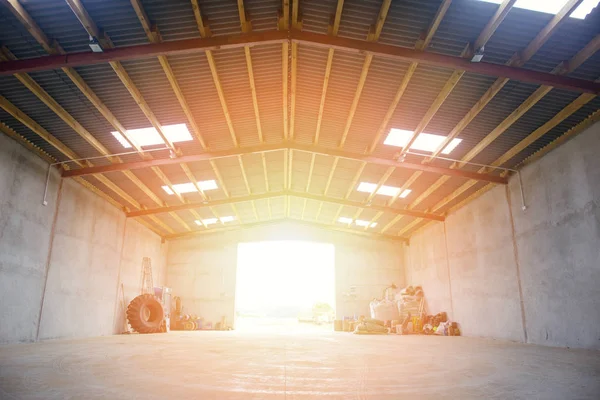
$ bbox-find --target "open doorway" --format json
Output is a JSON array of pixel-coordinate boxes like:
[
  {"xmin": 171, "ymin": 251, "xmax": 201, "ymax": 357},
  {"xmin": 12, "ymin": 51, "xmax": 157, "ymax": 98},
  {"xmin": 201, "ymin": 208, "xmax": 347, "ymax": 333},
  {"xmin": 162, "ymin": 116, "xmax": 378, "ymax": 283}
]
[{"xmin": 235, "ymin": 240, "xmax": 335, "ymax": 333}]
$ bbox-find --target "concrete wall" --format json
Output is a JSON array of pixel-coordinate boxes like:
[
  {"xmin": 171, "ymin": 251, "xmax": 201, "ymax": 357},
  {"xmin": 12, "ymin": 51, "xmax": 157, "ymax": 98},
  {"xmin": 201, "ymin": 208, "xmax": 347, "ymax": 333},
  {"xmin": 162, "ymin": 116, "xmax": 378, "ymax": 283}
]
[
  {"xmin": 0, "ymin": 135, "xmax": 60, "ymax": 343},
  {"xmin": 405, "ymin": 121, "xmax": 600, "ymax": 349},
  {"xmin": 0, "ymin": 133, "xmax": 167, "ymax": 343},
  {"xmin": 166, "ymin": 222, "xmax": 405, "ymax": 327}
]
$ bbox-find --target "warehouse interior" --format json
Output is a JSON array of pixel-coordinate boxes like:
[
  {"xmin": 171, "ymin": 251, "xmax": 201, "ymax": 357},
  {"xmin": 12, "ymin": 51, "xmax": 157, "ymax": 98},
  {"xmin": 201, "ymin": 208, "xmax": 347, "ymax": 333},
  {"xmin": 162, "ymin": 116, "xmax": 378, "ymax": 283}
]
[{"xmin": 0, "ymin": 0, "xmax": 599, "ymax": 398}]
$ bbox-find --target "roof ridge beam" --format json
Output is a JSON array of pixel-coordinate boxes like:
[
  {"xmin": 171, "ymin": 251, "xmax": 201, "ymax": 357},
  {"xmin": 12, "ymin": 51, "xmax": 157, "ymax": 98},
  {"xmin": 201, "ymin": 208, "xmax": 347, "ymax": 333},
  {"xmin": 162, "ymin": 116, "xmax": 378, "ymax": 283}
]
[
  {"xmin": 125, "ymin": 190, "xmax": 445, "ymax": 221},
  {"xmin": 61, "ymin": 142, "xmax": 507, "ymax": 184},
  {"xmin": 1, "ymin": 30, "xmax": 598, "ymax": 95}
]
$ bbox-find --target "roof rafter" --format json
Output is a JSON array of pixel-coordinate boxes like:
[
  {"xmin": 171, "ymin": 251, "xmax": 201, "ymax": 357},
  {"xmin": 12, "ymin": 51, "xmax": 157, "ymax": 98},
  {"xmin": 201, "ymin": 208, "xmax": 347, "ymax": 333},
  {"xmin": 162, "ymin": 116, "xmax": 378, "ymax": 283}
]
[
  {"xmin": 402, "ymin": 26, "xmax": 599, "ymax": 230},
  {"xmin": 426, "ymin": 0, "xmax": 586, "ymax": 161},
  {"xmin": 235, "ymin": 1, "xmax": 261, "ymax": 220},
  {"xmin": 128, "ymin": 0, "xmax": 226, "ymax": 226},
  {"xmin": 289, "ymin": 0, "xmax": 301, "ymax": 140},
  {"xmin": 338, "ymin": 0, "xmax": 391, "ymax": 148},
  {"xmin": 363, "ymin": 0, "xmax": 453, "ymax": 220},
  {"xmin": 424, "ymin": 86, "xmax": 599, "ymax": 222},
  {"xmin": 1, "ymin": 47, "xmax": 172, "ymax": 226},
  {"xmin": 366, "ymin": 0, "xmax": 514, "ymax": 230},
  {"xmin": 64, "ymin": 0, "xmax": 199, "ymax": 231},
  {"xmin": 280, "ymin": 0, "xmax": 289, "ymax": 140},
  {"xmin": 366, "ymin": 0, "xmax": 452, "ymax": 154},
  {"xmin": 237, "ymin": 0, "xmax": 264, "ymax": 144},
  {"xmin": 209, "ymin": 159, "xmax": 242, "ymax": 223},
  {"xmin": 0, "ymin": 94, "xmax": 173, "ymax": 235},
  {"xmin": 313, "ymin": 0, "xmax": 344, "ymax": 145},
  {"xmin": 309, "ymin": 0, "xmax": 344, "ymax": 222},
  {"xmin": 392, "ymin": 0, "xmax": 586, "ymax": 236},
  {"xmin": 190, "ymin": 0, "xmax": 256, "ymax": 223},
  {"xmin": 319, "ymin": 0, "xmax": 390, "ymax": 223},
  {"xmin": 395, "ymin": 0, "xmax": 516, "ymax": 158}
]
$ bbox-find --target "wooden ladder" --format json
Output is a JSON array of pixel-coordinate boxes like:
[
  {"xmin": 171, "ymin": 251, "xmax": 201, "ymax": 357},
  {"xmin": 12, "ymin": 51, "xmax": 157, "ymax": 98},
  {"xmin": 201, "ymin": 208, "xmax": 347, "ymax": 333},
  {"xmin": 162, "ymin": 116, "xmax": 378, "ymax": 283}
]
[{"xmin": 140, "ymin": 257, "xmax": 154, "ymax": 295}]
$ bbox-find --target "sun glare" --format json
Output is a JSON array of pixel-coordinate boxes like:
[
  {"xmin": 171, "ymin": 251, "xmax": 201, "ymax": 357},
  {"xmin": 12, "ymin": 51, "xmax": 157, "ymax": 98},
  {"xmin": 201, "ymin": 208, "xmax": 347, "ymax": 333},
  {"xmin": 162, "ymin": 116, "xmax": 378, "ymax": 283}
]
[
  {"xmin": 478, "ymin": 0, "xmax": 599, "ymax": 19},
  {"xmin": 235, "ymin": 241, "xmax": 335, "ymax": 332}
]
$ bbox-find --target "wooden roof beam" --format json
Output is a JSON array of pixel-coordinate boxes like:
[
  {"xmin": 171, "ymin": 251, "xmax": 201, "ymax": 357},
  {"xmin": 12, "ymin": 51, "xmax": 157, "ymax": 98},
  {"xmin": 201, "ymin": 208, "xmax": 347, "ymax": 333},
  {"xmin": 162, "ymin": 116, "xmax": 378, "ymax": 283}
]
[
  {"xmin": 189, "ymin": 1, "xmax": 242, "ymax": 223},
  {"xmin": 288, "ymin": 0, "xmax": 300, "ymax": 139},
  {"xmin": 313, "ymin": 0, "xmax": 344, "ymax": 145},
  {"xmin": 405, "ymin": 34, "xmax": 600, "ymax": 215},
  {"xmin": 369, "ymin": 0, "xmax": 515, "ymax": 225},
  {"xmin": 238, "ymin": 155, "xmax": 260, "ymax": 220},
  {"xmin": 401, "ymin": 94, "xmax": 598, "ymax": 238},
  {"xmin": 131, "ymin": 0, "xmax": 221, "ymax": 230},
  {"xmin": 473, "ymin": 0, "xmax": 517, "ymax": 53},
  {"xmin": 0, "ymin": 2, "xmax": 142, "ymax": 151},
  {"xmin": 421, "ymin": 101, "xmax": 600, "ymax": 220},
  {"xmin": 237, "ymin": 0, "xmax": 264, "ymax": 144},
  {"xmin": 427, "ymin": 0, "xmax": 586, "ymax": 160},
  {"xmin": 284, "ymin": 32, "xmax": 600, "ymax": 94},
  {"xmin": 399, "ymin": 0, "xmax": 516, "ymax": 156},
  {"xmin": 280, "ymin": 0, "xmax": 290, "ymax": 140},
  {"xmin": 352, "ymin": 165, "xmax": 393, "ymax": 226},
  {"xmin": 209, "ymin": 159, "xmax": 243, "ymax": 223},
  {"xmin": 325, "ymin": 160, "xmax": 365, "ymax": 223},
  {"xmin": 3, "ymin": 0, "xmax": 192, "ymax": 236},
  {"xmin": 0, "ymin": 96, "xmax": 173, "ymax": 234},
  {"xmin": 189, "ymin": 4, "xmax": 238, "ymax": 147},
  {"xmin": 393, "ymin": 0, "xmax": 586, "ymax": 236},
  {"xmin": 234, "ymin": 1, "xmax": 262, "ymax": 219},
  {"xmin": 130, "ymin": 0, "xmax": 223, "ymax": 229},
  {"xmin": 456, "ymin": 34, "xmax": 600, "ymax": 169},
  {"xmin": 64, "ymin": 0, "xmax": 194, "ymax": 229},
  {"xmin": 1, "ymin": 54, "xmax": 170, "ymax": 215},
  {"xmin": 322, "ymin": 0, "xmax": 390, "ymax": 220},
  {"xmin": 67, "ymin": 1, "xmax": 174, "ymax": 149},
  {"xmin": 367, "ymin": 0, "xmax": 451, "ymax": 154},
  {"xmin": 311, "ymin": 0, "xmax": 345, "ymax": 219},
  {"xmin": 338, "ymin": 0, "xmax": 391, "ymax": 148},
  {"xmin": 0, "ymin": 94, "xmax": 80, "ymax": 162}
]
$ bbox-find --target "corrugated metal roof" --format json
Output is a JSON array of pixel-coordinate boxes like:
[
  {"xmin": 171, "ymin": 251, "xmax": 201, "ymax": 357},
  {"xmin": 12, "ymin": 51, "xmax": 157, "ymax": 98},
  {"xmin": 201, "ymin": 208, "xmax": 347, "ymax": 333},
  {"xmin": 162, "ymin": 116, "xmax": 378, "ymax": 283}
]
[{"xmin": 1, "ymin": 0, "xmax": 599, "ymax": 238}]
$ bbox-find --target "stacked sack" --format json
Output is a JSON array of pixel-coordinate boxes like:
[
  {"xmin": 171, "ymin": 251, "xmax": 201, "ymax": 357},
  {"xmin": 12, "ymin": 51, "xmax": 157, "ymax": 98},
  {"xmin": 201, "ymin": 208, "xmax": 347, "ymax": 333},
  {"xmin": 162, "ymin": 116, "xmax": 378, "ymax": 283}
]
[{"xmin": 421, "ymin": 312, "xmax": 461, "ymax": 336}]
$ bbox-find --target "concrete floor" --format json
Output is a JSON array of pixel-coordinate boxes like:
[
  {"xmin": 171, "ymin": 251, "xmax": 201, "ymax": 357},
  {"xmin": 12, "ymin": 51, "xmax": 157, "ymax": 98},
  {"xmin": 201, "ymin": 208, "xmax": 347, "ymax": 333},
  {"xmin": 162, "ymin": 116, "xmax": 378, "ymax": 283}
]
[{"xmin": 1, "ymin": 332, "xmax": 599, "ymax": 399}]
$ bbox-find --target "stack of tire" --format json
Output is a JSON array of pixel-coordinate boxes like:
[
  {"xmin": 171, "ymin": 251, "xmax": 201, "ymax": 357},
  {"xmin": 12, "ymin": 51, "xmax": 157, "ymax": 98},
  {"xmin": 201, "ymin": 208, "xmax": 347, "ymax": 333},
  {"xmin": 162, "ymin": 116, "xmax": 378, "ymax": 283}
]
[{"xmin": 127, "ymin": 294, "xmax": 165, "ymax": 334}]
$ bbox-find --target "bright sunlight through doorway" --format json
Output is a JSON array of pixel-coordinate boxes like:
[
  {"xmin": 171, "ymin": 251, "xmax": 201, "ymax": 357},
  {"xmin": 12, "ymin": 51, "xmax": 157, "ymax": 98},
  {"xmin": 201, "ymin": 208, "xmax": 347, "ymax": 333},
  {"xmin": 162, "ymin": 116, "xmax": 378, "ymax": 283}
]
[{"xmin": 235, "ymin": 241, "xmax": 335, "ymax": 333}]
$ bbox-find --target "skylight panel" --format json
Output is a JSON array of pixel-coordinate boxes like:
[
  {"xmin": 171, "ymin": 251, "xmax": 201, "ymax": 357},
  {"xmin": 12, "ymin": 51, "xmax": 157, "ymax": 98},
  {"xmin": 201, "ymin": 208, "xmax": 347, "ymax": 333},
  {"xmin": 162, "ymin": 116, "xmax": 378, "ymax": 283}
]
[
  {"xmin": 338, "ymin": 217, "xmax": 353, "ymax": 224},
  {"xmin": 355, "ymin": 220, "xmax": 378, "ymax": 228},
  {"xmin": 195, "ymin": 216, "xmax": 235, "ymax": 226},
  {"xmin": 357, "ymin": 182, "xmax": 402, "ymax": 197},
  {"xmin": 399, "ymin": 189, "xmax": 412, "ymax": 199},
  {"xmin": 112, "ymin": 123, "xmax": 193, "ymax": 148},
  {"xmin": 162, "ymin": 180, "xmax": 218, "ymax": 195},
  {"xmin": 384, "ymin": 129, "xmax": 462, "ymax": 155},
  {"xmin": 356, "ymin": 182, "xmax": 377, "ymax": 194},
  {"xmin": 477, "ymin": 0, "xmax": 598, "ymax": 19}
]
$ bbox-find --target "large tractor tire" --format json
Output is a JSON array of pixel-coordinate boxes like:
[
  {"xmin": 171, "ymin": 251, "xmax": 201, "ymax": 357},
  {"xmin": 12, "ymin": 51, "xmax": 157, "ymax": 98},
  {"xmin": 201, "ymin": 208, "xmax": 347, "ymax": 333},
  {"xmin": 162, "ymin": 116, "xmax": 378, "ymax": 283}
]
[{"xmin": 127, "ymin": 294, "xmax": 164, "ymax": 334}]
